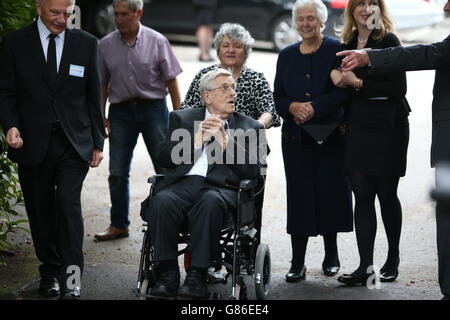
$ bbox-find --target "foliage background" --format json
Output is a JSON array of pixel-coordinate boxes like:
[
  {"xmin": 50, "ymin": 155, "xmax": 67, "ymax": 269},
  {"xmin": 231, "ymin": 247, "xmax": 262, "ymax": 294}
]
[{"xmin": 0, "ymin": 0, "xmax": 36, "ymax": 251}]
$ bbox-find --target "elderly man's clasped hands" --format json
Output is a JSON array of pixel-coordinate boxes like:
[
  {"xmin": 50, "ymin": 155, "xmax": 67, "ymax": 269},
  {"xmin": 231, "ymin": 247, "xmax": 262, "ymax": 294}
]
[{"xmin": 195, "ymin": 114, "xmax": 229, "ymax": 150}]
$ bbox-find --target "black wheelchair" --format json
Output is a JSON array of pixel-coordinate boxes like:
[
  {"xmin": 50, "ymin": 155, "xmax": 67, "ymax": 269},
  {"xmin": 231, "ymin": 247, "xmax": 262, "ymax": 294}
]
[{"xmin": 135, "ymin": 175, "xmax": 271, "ymax": 300}]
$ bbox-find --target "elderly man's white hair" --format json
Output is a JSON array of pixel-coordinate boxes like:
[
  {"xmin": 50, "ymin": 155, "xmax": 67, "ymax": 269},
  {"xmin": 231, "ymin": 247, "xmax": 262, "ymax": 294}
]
[
  {"xmin": 292, "ymin": 0, "xmax": 328, "ymax": 31},
  {"xmin": 199, "ymin": 68, "xmax": 232, "ymax": 106},
  {"xmin": 112, "ymin": 0, "xmax": 144, "ymax": 12}
]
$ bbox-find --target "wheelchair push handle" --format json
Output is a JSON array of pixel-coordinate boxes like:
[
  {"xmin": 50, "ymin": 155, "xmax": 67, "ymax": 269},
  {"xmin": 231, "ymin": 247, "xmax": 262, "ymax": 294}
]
[
  {"xmin": 147, "ymin": 174, "xmax": 165, "ymax": 184},
  {"xmin": 239, "ymin": 179, "xmax": 258, "ymax": 190}
]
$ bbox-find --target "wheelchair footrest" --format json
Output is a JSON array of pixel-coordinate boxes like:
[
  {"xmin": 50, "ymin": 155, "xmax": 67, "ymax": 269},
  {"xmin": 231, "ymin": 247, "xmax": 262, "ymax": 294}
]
[{"xmin": 207, "ymin": 267, "xmax": 227, "ymax": 284}]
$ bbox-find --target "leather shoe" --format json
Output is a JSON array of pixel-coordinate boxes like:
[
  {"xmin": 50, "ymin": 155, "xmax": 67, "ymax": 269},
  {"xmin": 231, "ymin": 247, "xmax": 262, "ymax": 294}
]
[
  {"xmin": 323, "ymin": 265, "xmax": 340, "ymax": 277},
  {"xmin": 380, "ymin": 270, "xmax": 399, "ymax": 282},
  {"xmin": 39, "ymin": 277, "xmax": 60, "ymax": 297},
  {"xmin": 94, "ymin": 226, "xmax": 129, "ymax": 241},
  {"xmin": 285, "ymin": 265, "xmax": 306, "ymax": 283},
  {"xmin": 60, "ymin": 287, "xmax": 81, "ymax": 300},
  {"xmin": 380, "ymin": 256, "xmax": 399, "ymax": 282},
  {"xmin": 178, "ymin": 268, "xmax": 208, "ymax": 299},
  {"xmin": 337, "ymin": 270, "xmax": 372, "ymax": 286},
  {"xmin": 151, "ymin": 270, "xmax": 180, "ymax": 298}
]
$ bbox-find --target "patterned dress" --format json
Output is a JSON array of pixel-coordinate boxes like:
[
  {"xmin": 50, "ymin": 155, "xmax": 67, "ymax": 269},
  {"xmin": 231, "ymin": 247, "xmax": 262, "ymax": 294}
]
[{"xmin": 182, "ymin": 65, "xmax": 281, "ymax": 127}]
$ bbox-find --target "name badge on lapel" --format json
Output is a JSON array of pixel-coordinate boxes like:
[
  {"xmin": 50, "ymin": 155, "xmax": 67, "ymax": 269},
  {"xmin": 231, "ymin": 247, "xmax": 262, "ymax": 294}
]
[{"xmin": 69, "ymin": 64, "xmax": 85, "ymax": 78}]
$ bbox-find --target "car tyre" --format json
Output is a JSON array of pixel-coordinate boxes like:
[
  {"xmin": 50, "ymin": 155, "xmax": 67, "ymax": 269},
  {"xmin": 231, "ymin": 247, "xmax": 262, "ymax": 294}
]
[
  {"xmin": 92, "ymin": 0, "xmax": 115, "ymax": 38},
  {"xmin": 270, "ymin": 13, "xmax": 300, "ymax": 51}
]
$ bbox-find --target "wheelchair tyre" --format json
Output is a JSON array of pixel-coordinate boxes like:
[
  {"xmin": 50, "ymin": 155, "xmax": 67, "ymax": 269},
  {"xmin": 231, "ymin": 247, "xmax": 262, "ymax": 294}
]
[{"xmin": 254, "ymin": 243, "xmax": 271, "ymax": 300}]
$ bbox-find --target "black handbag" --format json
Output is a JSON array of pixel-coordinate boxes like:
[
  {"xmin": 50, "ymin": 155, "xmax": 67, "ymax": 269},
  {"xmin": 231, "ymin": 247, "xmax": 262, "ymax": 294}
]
[{"xmin": 299, "ymin": 123, "xmax": 340, "ymax": 145}]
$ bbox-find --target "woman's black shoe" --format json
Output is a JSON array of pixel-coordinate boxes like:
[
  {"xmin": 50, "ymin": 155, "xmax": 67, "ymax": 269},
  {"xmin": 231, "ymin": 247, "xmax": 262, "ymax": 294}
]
[
  {"xmin": 380, "ymin": 256, "xmax": 399, "ymax": 282},
  {"xmin": 337, "ymin": 270, "xmax": 372, "ymax": 286},
  {"xmin": 322, "ymin": 258, "xmax": 341, "ymax": 277},
  {"xmin": 285, "ymin": 265, "xmax": 306, "ymax": 283},
  {"xmin": 323, "ymin": 265, "xmax": 340, "ymax": 277},
  {"xmin": 380, "ymin": 270, "xmax": 399, "ymax": 282}
]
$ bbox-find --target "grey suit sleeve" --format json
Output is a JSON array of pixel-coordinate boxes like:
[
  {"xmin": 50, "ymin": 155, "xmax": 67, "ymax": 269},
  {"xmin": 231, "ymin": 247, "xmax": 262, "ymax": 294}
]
[
  {"xmin": 158, "ymin": 111, "xmax": 203, "ymax": 169},
  {"xmin": 224, "ymin": 122, "xmax": 266, "ymax": 180},
  {"xmin": 369, "ymin": 35, "xmax": 450, "ymax": 72}
]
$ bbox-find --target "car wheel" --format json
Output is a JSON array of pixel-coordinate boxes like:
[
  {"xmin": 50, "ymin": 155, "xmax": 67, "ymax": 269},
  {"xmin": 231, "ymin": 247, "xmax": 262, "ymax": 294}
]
[
  {"xmin": 270, "ymin": 14, "xmax": 300, "ymax": 51},
  {"xmin": 93, "ymin": 0, "xmax": 115, "ymax": 38}
]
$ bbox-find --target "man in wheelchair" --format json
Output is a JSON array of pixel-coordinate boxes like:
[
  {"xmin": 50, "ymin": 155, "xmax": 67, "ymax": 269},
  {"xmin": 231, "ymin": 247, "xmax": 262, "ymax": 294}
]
[{"xmin": 141, "ymin": 68, "xmax": 267, "ymax": 299}]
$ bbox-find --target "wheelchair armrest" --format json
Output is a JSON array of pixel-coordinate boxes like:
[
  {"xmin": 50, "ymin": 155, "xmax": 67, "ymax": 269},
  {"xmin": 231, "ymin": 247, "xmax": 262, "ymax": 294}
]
[
  {"xmin": 239, "ymin": 179, "xmax": 258, "ymax": 190},
  {"xmin": 147, "ymin": 174, "xmax": 165, "ymax": 184}
]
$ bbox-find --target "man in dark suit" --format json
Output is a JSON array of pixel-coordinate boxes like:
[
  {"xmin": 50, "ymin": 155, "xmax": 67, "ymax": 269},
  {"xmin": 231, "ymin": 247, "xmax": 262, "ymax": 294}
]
[
  {"xmin": 142, "ymin": 68, "xmax": 266, "ymax": 299},
  {"xmin": 336, "ymin": 0, "xmax": 450, "ymax": 300},
  {"xmin": 0, "ymin": 0, "xmax": 105, "ymax": 300}
]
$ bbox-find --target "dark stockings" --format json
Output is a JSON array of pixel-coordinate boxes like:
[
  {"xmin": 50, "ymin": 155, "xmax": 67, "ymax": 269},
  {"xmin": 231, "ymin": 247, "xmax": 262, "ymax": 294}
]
[
  {"xmin": 290, "ymin": 233, "xmax": 340, "ymax": 271},
  {"xmin": 351, "ymin": 172, "xmax": 402, "ymax": 275},
  {"xmin": 290, "ymin": 235, "xmax": 308, "ymax": 272}
]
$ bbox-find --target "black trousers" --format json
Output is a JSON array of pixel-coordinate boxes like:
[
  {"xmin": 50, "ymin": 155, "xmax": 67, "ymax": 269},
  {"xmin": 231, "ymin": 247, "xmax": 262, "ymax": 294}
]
[
  {"xmin": 18, "ymin": 129, "xmax": 89, "ymax": 289},
  {"xmin": 145, "ymin": 175, "xmax": 233, "ymax": 269},
  {"xmin": 436, "ymin": 200, "xmax": 450, "ymax": 296}
]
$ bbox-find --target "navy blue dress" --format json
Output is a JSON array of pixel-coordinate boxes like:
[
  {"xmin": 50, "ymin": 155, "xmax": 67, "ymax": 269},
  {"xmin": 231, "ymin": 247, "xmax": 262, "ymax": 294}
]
[{"xmin": 274, "ymin": 36, "xmax": 353, "ymax": 236}]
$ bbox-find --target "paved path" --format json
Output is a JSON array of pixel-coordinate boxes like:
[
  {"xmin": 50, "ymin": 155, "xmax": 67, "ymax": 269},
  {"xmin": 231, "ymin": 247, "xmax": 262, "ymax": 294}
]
[{"xmin": 3, "ymin": 19, "xmax": 450, "ymax": 300}]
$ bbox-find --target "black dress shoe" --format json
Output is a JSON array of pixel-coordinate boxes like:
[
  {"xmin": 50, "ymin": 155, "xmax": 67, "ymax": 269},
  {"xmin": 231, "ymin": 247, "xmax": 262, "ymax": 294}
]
[
  {"xmin": 285, "ymin": 265, "xmax": 306, "ymax": 283},
  {"xmin": 380, "ymin": 256, "xmax": 399, "ymax": 282},
  {"xmin": 337, "ymin": 270, "xmax": 372, "ymax": 286},
  {"xmin": 380, "ymin": 270, "xmax": 399, "ymax": 282},
  {"xmin": 178, "ymin": 268, "xmax": 208, "ymax": 299},
  {"xmin": 323, "ymin": 265, "xmax": 340, "ymax": 277},
  {"xmin": 39, "ymin": 277, "xmax": 60, "ymax": 297},
  {"xmin": 442, "ymin": 295, "xmax": 450, "ymax": 300},
  {"xmin": 60, "ymin": 287, "xmax": 81, "ymax": 300},
  {"xmin": 151, "ymin": 269, "xmax": 180, "ymax": 298}
]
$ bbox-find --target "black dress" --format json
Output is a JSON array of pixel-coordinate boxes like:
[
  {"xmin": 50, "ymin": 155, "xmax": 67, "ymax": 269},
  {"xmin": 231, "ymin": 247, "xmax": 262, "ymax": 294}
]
[{"xmin": 344, "ymin": 32, "xmax": 410, "ymax": 177}]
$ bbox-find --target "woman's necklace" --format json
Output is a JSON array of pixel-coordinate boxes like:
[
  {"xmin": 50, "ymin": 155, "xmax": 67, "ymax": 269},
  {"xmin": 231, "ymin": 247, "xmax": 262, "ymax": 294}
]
[
  {"xmin": 300, "ymin": 36, "xmax": 323, "ymax": 54},
  {"xmin": 358, "ymin": 36, "xmax": 368, "ymax": 43}
]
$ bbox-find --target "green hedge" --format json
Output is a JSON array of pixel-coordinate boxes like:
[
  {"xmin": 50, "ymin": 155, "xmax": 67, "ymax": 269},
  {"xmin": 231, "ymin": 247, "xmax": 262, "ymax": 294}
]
[
  {"xmin": 0, "ymin": 0, "xmax": 36, "ymax": 36},
  {"xmin": 0, "ymin": 0, "xmax": 36, "ymax": 252}
]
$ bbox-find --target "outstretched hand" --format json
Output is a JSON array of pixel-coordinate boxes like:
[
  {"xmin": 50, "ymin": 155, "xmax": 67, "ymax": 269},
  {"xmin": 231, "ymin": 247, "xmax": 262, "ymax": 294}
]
[{"xmin": 337, "ymin": 50, "xmax": 370, "ymax": 71}]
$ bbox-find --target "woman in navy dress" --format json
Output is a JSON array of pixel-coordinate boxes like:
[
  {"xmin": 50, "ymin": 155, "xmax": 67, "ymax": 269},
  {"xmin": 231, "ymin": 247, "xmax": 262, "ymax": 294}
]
[{"xmin": 274, "ymin": 0, "xmax": 353, "ymax": 283}]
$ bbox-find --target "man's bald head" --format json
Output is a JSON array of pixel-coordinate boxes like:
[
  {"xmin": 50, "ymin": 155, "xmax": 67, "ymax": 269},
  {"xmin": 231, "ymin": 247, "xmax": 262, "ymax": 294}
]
[{"xmin": 36, "ymin": 0, "xmax": 76, "ymax": 34}]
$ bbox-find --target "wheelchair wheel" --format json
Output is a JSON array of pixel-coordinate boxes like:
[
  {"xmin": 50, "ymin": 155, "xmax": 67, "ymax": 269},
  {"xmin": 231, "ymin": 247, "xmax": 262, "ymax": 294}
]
[{"xmin": 254, "ymin": 243, "xmax": 271, "ymax": 300}]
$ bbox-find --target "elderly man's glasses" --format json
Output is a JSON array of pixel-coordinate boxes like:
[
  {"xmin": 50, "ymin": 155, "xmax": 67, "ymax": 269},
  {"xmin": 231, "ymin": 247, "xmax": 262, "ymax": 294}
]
[{"xmin": 207, "ymin": 83, "xmax": 237, "ymax": 94}]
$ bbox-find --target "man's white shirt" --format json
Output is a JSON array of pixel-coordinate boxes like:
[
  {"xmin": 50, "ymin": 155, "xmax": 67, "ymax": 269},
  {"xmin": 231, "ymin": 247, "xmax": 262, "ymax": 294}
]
[
  {"xmin": 186, "ymin": 109, "xmax": 228, "ymax": 177},
  {"xmin": 37, "ymin": 17, "xmax": 65, "ymax": 72}
]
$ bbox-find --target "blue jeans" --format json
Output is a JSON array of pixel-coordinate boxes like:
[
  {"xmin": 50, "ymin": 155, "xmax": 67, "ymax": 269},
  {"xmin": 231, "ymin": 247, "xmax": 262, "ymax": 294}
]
[{"xmin": 108, "ymin": 99, "xmax": 169, "ymax": 229}]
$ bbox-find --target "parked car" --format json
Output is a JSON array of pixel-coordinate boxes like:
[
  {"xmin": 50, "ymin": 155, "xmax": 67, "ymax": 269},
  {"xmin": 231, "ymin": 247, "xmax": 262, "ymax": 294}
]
[
  {"xmin": 76, "ymin": 0, "xmax": 445, "ymax": 51},
  {"xmin": 389, "ymin": 0, "xmax": 445, "ymax": 30}
]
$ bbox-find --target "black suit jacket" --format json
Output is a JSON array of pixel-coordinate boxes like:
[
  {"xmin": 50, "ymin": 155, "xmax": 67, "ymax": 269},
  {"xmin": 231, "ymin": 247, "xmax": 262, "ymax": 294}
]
[
  {"xmin": 369, "ymin": 35, "xmax": 450, "ymax": 166},
  {"xmin": 155, "ymin": 107, "xmax": 266, "ymax": 204},
  {"xmin": 0, "ymin": 22, "xmax": 105, "ymax": 165}
]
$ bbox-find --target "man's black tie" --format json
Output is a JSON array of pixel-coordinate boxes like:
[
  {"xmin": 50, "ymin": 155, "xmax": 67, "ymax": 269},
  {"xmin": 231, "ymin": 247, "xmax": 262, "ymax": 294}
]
[
  {"xmin": 47, "ymin": 33, "xmax": 60, "ymax": 124},
  {"xmin": 47, "ymin": 33, "xmax": 58, "ymax": 86}
]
